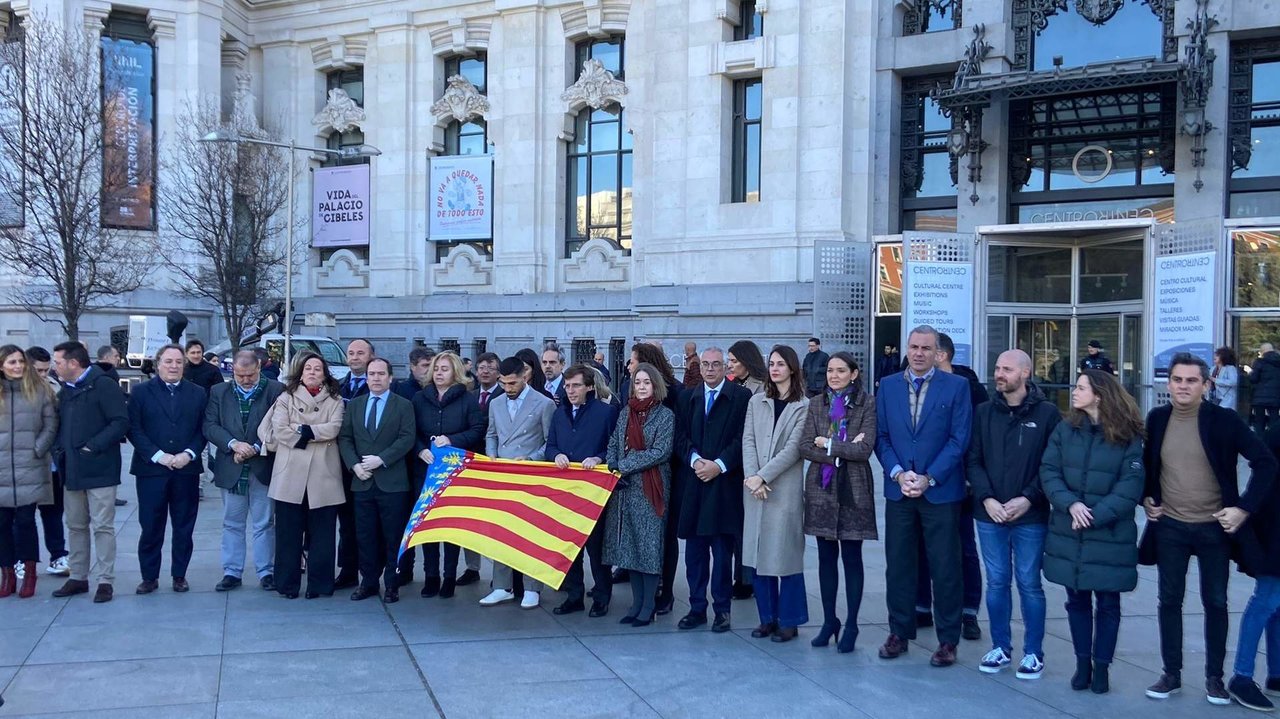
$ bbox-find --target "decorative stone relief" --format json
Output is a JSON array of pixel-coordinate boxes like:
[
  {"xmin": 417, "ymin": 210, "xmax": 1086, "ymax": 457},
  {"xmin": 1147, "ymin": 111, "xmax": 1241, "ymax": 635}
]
[
  {"xmin": 315, "ymin": 249, "xmax": 369, "ymax": 291},
  {"xmin": 562, "ymin": 59, "xmax": 628, "ymax": 112},
  {"xmin": 313, "ymin": 89, "xmax": 366, "ymax": 135},
  {"xmin": 311, "ymin": 36, "xmax": 367, "ymax": 72},
  {"xmin": 232, "ymin": 71, "xmax": 260, "ymax": 133},
  {"xmin": 432, "ymin": 244, "xmax": 493, "ymax": 289},
  {"xmin": 431, "ymin": 75, "xmax": 490, "ymax": 124},
  {"xmin": 560, "ymin": 0, "xmax": 629, "ymax": 41},
  {"xmin": 711, "ymin": 36, "xmax": 775, "ymax": 78},
  {"xmin": 563, "ymin": 238, "xmax": 629, "ymax": 285},
  {"xmin": 428, "ymin": 18, "xmax": 491, "ymax": 56}
]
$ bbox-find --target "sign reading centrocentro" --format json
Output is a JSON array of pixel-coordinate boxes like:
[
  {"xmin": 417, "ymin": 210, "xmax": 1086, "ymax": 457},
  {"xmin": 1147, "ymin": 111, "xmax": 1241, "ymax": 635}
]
[
  {"xmin": 311, "ymin": 164, "xmax": 370, "ymax": 247},
  {"xmin": 429, "ymin": 155, "xmax": 492, "ymax": 241}
]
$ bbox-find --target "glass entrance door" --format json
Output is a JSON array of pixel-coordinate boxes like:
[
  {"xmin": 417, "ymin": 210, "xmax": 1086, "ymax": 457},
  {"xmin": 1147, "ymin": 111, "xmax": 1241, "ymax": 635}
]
[
  {"xmin": 1011, "ymin": 313, "xmax": 1142, "ymax": 412},
  {"xmin": 1015, "ymin": 316, "xmax": 1073, "ymax": 412}
]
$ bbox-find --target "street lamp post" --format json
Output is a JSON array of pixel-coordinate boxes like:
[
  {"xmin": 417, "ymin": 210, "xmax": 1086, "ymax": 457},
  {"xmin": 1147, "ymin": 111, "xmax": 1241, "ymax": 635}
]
[{"xmin": 200, "ymin": 130, "xmax": 380, "ymax": 371}]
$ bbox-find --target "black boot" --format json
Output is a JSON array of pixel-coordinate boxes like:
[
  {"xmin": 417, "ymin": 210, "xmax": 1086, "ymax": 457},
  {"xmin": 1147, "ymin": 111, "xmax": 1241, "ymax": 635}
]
[
  {"xmin": 811, "ymin": 619, "xmax": 841, "ymax": 648},
  {"xmin": 1091, "ymin": 662, "xmax": 1110, "ymax": 694},
  {"xmin": 1071, "ymin": 656, "xmax": 1093, "ymax": 691}
]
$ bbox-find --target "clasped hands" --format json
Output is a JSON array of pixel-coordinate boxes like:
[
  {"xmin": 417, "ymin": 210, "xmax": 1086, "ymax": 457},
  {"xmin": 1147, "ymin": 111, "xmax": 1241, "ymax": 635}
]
[
  {"xmin": 694, "ymin": 458, "xmax": 723, "ymax": 482},
  {"xmin": 983, "ymin": 496, "xmax": 1032, "ymax": 524},
  {"xmin": 895, "ymin": 470, "xmax": 929, "ymax": 498},
  {"xmin": 230, "ymin": 441, "xmax": 257, "ymax": 464},
  {"xmin": 744, "ymin": 475, "xmax": 769, "ymax": 501},
  {"xmin": 156, "ymin": 452, "xmax": 193, "ymax": 470},
  {"xmin": 353, "ymin": 454, "xmax": 385, "ymax": 481},
  {"xmin": 1144, "ymin": 497, "xmax": 1248, "ymax": 534}
]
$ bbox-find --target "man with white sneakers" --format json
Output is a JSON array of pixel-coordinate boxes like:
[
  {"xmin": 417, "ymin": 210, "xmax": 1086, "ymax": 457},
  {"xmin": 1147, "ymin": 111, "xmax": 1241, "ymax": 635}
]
[{"xmin": 479, "ymin": 356, "xmax": 556, "ymax": 609}]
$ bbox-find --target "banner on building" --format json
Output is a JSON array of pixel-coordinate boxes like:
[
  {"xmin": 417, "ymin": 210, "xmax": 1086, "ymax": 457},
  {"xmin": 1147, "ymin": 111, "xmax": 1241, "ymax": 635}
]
[
  {"xmin": 312, "ymin": 164, "xmax": 370, "ymax": 247},
  {"xmin": 428, "ymin": 155, "xmax": 492, "ymax": 241},
  {"xmin": 100, "ymin": 37, "xmax": 155, "ymax": 229},
  {"xmin": 1153, "ymin": 250, "xmax": 1216, "ymax": 376},
  {"xmin": 903, "ymin": 260, "xmax": 974, "ymax": 367},
  {"xmin": 0, "ymin": 49, "xmax": 22, "ymax": 228}
]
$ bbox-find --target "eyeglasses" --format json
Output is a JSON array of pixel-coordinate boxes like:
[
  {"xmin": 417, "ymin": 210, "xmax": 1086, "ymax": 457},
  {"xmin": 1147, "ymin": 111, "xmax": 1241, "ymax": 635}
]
[{"xmin": 700, "ymin": 361, "xmax": 724, "ymax": 369}]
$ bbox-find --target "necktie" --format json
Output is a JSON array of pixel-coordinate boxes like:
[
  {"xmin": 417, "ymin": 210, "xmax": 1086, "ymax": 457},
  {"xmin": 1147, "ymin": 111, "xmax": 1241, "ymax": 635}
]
[
  {"xmin": 912, "ymin": 377, "xmax": 924, "ymax": 395},
  {"xmin": 705, "ymin": 389, "xmax": 717, "ymax": 415},
  {"xmin": 350, "ymin": 376, "xmax": 364, "ymax": 396},
  {"xmin": 572, "ymin": 405, "xmax": 579, "ymax": 421},
  {"xmin": 366, "ymin": 396, "xmax": 380, "ymax": 434},
  {"xmin": 479, "ymin": 389, "xmax": 489, "ymax": 410}
]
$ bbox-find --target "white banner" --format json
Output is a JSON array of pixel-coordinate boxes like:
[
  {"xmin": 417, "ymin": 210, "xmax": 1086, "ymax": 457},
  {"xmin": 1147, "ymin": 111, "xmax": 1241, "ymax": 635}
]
[
  {"xmin": 429, "ymin": 155, "xmax": 492, "ymax": 241},
  {"xmin": 903, "ymin": 261, "xmax": 974, "ymax": 367},
  {"xmin": 312, "ymin": 164, "xmax": 370, "ymax": 247},
  {"xmin": 1153, "ymin": 250, "xmax": 1216, "ymax": 376}
]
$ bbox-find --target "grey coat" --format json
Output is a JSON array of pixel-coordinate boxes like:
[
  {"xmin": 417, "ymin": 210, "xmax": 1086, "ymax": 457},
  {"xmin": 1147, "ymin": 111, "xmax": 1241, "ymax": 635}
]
[
  {"xmin": 799, "ymin": 389, "xmax": 879, "ymax": 540},
  {"xmin": 485, "ymin": 389, "xmax": 556, "ymax": 460},
  {"xmin": 1, "ymin": 379, "xmax": 58, "ymax": 507},
  {"xmin": 741, "ymin": 394, "xmax": 809, "ymax": 577},
  {"xmin": 203, "ymin": 379, "xmax": 285, "ymax": 489},
  {"xmin": 603, "ymin": 405, "xmax": 674, "ymax": 574}
]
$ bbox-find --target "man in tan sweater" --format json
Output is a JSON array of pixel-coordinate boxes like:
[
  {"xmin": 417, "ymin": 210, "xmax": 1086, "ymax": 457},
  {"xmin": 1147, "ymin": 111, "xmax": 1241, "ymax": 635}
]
[{"xmin": 1142, "ymin": 353, "xmax": 1277, "ymax": 707}]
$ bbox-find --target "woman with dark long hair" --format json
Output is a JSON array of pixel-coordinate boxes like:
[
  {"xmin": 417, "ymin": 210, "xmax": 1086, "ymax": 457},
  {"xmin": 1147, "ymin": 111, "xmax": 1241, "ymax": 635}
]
[
  {"xmin": 264, "ymin": 352, "xmax": 345, "ymax": 599},
  {"xmin": 0, "ymin": 344, "xmax": 58, "ymax": 599},
  {"xmin": 799, "ymin": 351, "xmax": 877, "ymax": 652},
  {"xmin": 1040, "ymin": 369, "xmax": 1144, "ymax": 694},
  {"xmin": 728, "ymin": 340, "xmax": 768, "ymax": 396},
  {"xmin": 742, "ymin": 345, "xmax": 810, "ymax": 642},
  {"xmin": 515, "ymin": 348, "xmax": 550, "ymax": 398}
]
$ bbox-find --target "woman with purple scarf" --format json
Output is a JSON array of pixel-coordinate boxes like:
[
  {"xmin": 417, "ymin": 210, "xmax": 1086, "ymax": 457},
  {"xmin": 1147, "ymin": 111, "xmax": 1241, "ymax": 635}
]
[{"xmin": 799, "ymin": 351, "xmax": 878, "ymax": 653}]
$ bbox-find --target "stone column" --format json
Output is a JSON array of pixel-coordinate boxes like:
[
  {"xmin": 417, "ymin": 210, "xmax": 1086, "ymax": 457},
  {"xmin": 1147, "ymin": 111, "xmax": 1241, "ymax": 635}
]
[{"xmin": 366, "ymin": 11, "xmax": 416, "ymax": 297}]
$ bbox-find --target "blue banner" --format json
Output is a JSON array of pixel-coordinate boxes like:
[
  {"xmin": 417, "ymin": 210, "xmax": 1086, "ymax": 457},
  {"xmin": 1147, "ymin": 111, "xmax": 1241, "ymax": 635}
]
[{"xmin": 101, "ymin": 37, "xmax": 154, "ymax": 229}]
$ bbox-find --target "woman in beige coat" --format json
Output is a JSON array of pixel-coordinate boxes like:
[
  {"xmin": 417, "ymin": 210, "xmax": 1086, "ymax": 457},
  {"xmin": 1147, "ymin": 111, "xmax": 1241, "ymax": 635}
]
[
  {"xmin": 742, "ymin": 345, "xmax": 810, "ymax": 643},
  {"xmin": 263, "ymin": 353, "xmax": 344, "ymax": 599}
]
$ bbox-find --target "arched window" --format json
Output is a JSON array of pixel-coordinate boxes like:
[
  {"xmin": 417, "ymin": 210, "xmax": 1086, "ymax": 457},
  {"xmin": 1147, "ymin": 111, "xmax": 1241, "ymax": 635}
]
[{"xmin": 566, "ymin": 36, "xmax": 631, "ymax": 256}]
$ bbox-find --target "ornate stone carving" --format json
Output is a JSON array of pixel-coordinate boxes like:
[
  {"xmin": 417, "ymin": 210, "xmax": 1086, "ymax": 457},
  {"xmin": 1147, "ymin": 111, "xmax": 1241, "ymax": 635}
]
[
  {"xmin": 315, "ymin": 249, "xmax": 369, "ymax": 291},
  {"xmin": 561, "ymin": 59, "xmax": 628, "ymax": 112},
  {"xmin": 232, "ymin": 71, "xmax": 260, "ymax": 133},
  {"xmin": 560, "ymin": 0, "xmax": 629, "ymax": 41},
  {"xmin": 563, "ymin": 238, "xmax": 629, "ymax": 285},
  {"xmin": 433, "ymin": 244, "xmax": 493, "ymax": 288},
  {"xmin": 1074, "ymin": 0, "xmax": 1123, "ymax": 26},
  {"xmin": 428, "ymin": 19, "xmax": 491, "ymax": 56},
  {"xmin": 431, "ymin": 75, "xmax": 490, "ymax": 124},
  {"xmin": 313, "ymin": 89, "xmax": 366, "ymax": 135},
  {"xmin": 901, "ymin": 0, "xmax": 963, "ymax": 36}
]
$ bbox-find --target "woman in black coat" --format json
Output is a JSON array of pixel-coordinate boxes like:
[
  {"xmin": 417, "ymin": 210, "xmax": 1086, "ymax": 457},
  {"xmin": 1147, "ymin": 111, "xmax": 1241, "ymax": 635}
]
[
  {"xmin": 1040, "ymin": 369, "xmax": 1144, "ymax": 695},
  {"xmin": 411, "ymin": 351, "xmax": 485, "ymax": 598},
  {"xmin": 1229, "ymin": 425, "xmax": 1280, "ymax": 709}
]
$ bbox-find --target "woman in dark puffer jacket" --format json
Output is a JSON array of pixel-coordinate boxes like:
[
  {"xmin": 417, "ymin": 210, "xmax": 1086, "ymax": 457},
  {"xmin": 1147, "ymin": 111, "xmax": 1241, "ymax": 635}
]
[
  {"xmin": 1040, "ymin": 369, "xmax": 1144, "ymax": 695},
  {"xmin": 411, "ymin": 351, "xmax": 485, "ymax": 599}
]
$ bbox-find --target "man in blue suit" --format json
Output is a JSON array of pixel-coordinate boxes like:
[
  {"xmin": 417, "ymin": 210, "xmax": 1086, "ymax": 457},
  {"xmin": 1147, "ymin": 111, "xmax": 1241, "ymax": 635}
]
[
  {"xmin": 128, "ymin": 344, "xmax": 208, "ymax": 595},
  {"xmin": 875, "ymin": 325, "xmax": 972, "ymax": 667}
]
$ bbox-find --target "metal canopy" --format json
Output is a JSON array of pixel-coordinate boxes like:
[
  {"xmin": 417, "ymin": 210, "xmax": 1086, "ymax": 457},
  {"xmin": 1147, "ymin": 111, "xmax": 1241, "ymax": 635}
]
[{"xmin": 933, "ymin": 57, "xmax": 1181, "ymax": 109}]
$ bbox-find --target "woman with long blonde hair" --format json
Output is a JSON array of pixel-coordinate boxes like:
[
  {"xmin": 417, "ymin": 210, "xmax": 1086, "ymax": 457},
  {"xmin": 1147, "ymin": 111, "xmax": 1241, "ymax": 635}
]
[{"xmin": 0, "ymin": 344, "xmax": 58, "ymax": 598}]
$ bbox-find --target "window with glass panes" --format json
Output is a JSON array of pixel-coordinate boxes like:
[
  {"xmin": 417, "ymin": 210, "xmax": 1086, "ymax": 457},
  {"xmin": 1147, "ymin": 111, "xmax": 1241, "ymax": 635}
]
[
  {"xmin": 444, "ymin": 54, "xmax": 488, "ymax": 156},
  {"xmin": 566, "ymin": 37, "xmax": 631, "ymax": 256},
  {"xmin": 734, "ymin": 2, "xmax": 763, "ymax": 40},
  {"xmin": 732, "ymin": 79, "xmax": 762, "ymax": 203},
  {"xmin": 899, "ymin": 75, "xmax": 957, "ymax": 232},
  {"xmin": 325, "ymin": 68, "xmax": 366, "ymax": 167},
  {"xmin": 1230, "ymin": 41, "xmax": 1280, "ymax": 218}
]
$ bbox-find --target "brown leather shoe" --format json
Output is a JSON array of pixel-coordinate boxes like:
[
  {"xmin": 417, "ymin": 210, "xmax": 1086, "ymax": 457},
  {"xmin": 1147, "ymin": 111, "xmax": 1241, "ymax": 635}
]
[
  {"xmin": 172, "ymin": 577, "xmax": 189, "ymax": 593},
  {"xmin": 93, "ymin": 584, "xmax": 113, "ymax": 603},
  {"xmin": 930, "ymin": 642, "xmax": 958, "ymax": 667},
  {"xmin": 52, "ymin": 579, "xmax": 89, "ymax": 598},
  {"xmin": 879, "ymin": 634, "xmax": 909, "ymax": 659},
  {"xmin": 136, "ymin": 579, "xmax": 159, "ymax": 595}
]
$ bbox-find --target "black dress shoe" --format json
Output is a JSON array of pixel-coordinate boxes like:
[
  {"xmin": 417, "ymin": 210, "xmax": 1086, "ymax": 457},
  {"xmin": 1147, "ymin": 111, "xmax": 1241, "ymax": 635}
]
[
  {"xmin": 114, "ymin": 498, "xmax": 128, "ymax": 507},
  {"xmin": 456, "ymin": 569, "xmax": 481, "ymax": 586},
  {"xmin": 439, "ymin": 577, "xmax": 456, "ymax": 599},
  {"xmin": 350, "ymin": 585, "xmax": 380, "ymax": 601},
  {"xmin": 588, "ymin": 601, "xmax": 610, "ymax": 618},
  {"xmin": 678, "ymin": 612, "xmax": 707, "ymax": 630},
  {"xmin": 215, "ymin": 575, "xmax": 241, "ymax": 592},
  {"xmin": 136, "ymin": 579, "xmax": 159, "ymax": 595},
  {"xmin": 334, "ymin": 571, "xmax": 358, "ymax": 590},
  {"xmin": 420, "ymin": 577, "xmax": 441, "ymax": 598},
  {"xmin": 52, "ymin": 579, "xmax": 89, "ymax": 598},
  {"xmin": 962, "ymin": 615, "xmax": 982, "ymax": 641},
  {"xmin": 305, "ymin": 589, "xmax": 332, "ymax": 599},
  {"xmin": 384, "ymin": 588, "xmax": 399, "ymax": 604},
  {"xmin": 732, "ymin": 583, "xmax": 754, "ymax": 600},
  {"xmin": 279, "ymin": 590, "xmax": 299, "ymax": 599},
  {"xmin": 553, "ymin": 599, "xmax": 586, "ymax": 615},
  {"xmin": 711, "ymin": 613, "xmax": 732, "ymax": 633},
  {"xmin": 751, "ymin": 622, "xmax": 777, "ymax": 639},
  {"xmin": 172, "ymin": 577, "xmax": 190, "ymax": 593},
  {"xmin": 655, "ymin": 596, "xmax": 675, "ymax": 616},
  {"xmin": 259, "ymin": 575, "xmax": 276, "ymax": 592}
]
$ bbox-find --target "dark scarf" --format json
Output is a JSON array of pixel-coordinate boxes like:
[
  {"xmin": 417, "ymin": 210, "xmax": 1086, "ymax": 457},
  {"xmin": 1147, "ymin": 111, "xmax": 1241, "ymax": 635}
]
[
  {"xmin": 821, "ymin": 387, "xmax": 853, "ymax": 489},
  {"xmin": 626, "ymin": 396, "xmax": 664, "ymax": 517}
]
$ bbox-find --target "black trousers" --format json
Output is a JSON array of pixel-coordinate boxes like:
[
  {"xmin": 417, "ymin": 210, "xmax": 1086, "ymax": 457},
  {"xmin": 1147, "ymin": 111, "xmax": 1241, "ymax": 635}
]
[
  {"xmin": 564, "ymin": 512, "xmax": 611, "ymax": 605},
  {"xmin": 336, "ymin": 475, "xmax": 359, "ymax": 576},
  {"xmin": 916, "ymin": 498, "xmax": 983, "ymax": 614},
  {"xmin": 136, "ymin": 473, "xmax": 200, "ymax": 581},
  {"xmin": 1252, "ymin": 405, "xmax": 1279, "ymax": 436},
  {"xmin": 1155, "ymin": 517, "xmax": 1231, "ymax": 679},
  {"xmin": 37, "ymin": 471, "xmax": 67, "ymax": 560},
  {"xmin": 659, "ymin": 469, "xmax": 684, "ymax": 603},
  {"xmin": 355, "ymin": 486, "xmax": 409, "ymax": 592},
  {"xmin": 0, "ymin": 505, "xmax": 38, "ymax": 565},
  {"xmin": 885, "ymin": 497, "xmax": 963, "ymax": 644},
  {"xmin": 276, "ymin": 495, "xmax": 337, "ymax": 595},
  {"xmin": 398, "ymin": 458, "xmax": 426, "ymax": 577}
]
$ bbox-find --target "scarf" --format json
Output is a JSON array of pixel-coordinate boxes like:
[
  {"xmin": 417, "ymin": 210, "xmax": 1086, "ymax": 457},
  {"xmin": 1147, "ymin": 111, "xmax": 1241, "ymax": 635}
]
[
  {"xmin": 231, "ymin": 379, "xmax": 267, "ymax": 496},
  {"xmin": 821, "ymin": 387, "xmax": 853, "ymax": 489},
  {"xmin": 626, "ymin": 396, "xmax": 664, "ymax": 517},
  {"xmin": 305, "ymin": 385, "xmax": 322, "ymax": 397}
]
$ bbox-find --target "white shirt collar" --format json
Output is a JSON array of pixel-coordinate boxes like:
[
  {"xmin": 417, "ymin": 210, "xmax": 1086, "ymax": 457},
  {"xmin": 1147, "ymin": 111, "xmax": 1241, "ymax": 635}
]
[{"xmin": 704, "ymin": 378, "xmax": 727, "ymax": 395}]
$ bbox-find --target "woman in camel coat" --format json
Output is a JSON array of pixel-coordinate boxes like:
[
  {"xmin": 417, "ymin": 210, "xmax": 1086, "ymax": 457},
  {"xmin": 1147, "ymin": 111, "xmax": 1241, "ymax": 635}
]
[{"xmin": 262, "ymin": 352, "xmax": 345, "ymax": 599}]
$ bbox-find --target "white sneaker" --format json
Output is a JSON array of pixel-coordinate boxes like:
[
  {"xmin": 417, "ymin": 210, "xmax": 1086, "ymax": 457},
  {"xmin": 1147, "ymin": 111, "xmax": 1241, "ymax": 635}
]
[
  {"xmin": 1016, "ymin": 653, "xmax": 1044, "ymax": 680},
  {"xmin": 979, "ymin": 647, "xmax": 1012, "ymax": 673},
  {"xmin": 46, "ymin": 556, "xmax": 70, "ymax": 576},
  {"xmin": 13, "ymin": 562, "xmax": 23, "ymax": 580},
  {"xmin": 479, "ymin": 588, "xmax": 515, "ymax": 606},
  {"xmin": 520, "ymin": 591, "xmax": 540, "ymax": 610}
]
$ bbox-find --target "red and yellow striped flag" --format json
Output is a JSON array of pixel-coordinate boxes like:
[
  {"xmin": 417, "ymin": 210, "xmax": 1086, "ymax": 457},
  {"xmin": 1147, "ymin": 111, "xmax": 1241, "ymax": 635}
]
[{"xmin": 398, "ymin": 447, "xmax": 617, "ymax": 590}]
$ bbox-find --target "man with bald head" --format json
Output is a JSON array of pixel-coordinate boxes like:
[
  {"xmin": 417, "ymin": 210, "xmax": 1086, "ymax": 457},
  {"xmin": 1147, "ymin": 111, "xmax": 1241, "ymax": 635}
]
[{"xmin": 966, "ymin": 349, "xmax": 1061, "ymax": 679}]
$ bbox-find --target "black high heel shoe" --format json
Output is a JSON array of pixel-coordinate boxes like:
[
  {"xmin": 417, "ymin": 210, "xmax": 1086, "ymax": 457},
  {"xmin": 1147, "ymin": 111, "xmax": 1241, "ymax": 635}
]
[
  {"xmin": 631, "ymin": 610, "xmax": 657, "ymax": 628},
  {"xmin": 619, "ymin": 614, "xmax": 637, "ymax": 625},
  {"xmin": 811, "ymin": 619, "xmax": 841, "ymax": 647},
  {"xmin": 837, "ymin": 625, "xmax": 858, "ymax": 654}
]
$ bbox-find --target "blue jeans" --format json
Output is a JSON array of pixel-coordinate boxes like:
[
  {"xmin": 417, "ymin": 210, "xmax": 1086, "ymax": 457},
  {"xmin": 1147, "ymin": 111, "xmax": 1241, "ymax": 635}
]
[
  {"xmin": 976, "ymin": 521, "xmax": 1047, "ymax": 658},
  {"xmin": 221, "ymin": 481, "xmax": 275, "ymax": 580},
  {"xmin": 1234, "ymin": 576, "xmax": 1280, "ymax": 681},
  {"xmin": 752, "ymin": 573, "xmax": 809, "ymax": 628}
]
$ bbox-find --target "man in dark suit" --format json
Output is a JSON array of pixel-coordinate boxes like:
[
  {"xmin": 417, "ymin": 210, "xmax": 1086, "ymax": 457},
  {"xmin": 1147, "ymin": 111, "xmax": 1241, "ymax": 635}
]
[
  {"xmin": 542, "ymin": 343, "xmax": 569, "ymax": 406},
  {"xmin": 676, "ymin": 347, "xmax": 752, "ymax": 633},
  {"xmin": 50, "ymin": 342, "xmax": 129, "ymax": 603},
  {"xmin": 336, "ymin": 337, "xmax": 374, "ymax": 589},
  {"xmin": 204, "ymin": 350, "xmax": 285, "ymax": 592},
  {"xmin": 128, "ymin": 344, "xmax": 209, "ymax": 595},
  {"xmin": 875, "ymin": 325, "xmax": 973, "ymax": 667},
  {"xmin": 546, "ymin": 364, "xmax": 619, "ymax": 617},
  {"xmin": 339, "ymin": 357, "xmax": 416, "ymax": 603}
]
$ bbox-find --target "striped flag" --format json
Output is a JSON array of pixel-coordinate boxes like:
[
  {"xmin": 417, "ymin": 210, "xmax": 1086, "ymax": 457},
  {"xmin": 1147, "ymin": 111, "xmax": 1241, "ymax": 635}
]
[{"xmin": 398, "ymin": 447, "xmax": 618, "ymax": 590}]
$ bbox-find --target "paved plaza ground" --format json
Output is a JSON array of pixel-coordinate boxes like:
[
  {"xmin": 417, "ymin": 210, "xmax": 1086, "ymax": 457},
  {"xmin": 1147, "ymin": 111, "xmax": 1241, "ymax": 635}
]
[{"xmin": 0, "ymin": 455, "xmax": 1265, "ymax": 718}]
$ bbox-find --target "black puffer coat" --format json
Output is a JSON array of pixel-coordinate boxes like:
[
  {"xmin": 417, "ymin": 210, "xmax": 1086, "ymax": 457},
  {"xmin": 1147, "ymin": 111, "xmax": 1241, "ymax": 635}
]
[
  {"xmin": 1040, "ymin": 419, "xmax": 1144, "ymax": 593},
  {"xmin": 412, "ymin": 383, "xmax": 485, "ymax": 454}
]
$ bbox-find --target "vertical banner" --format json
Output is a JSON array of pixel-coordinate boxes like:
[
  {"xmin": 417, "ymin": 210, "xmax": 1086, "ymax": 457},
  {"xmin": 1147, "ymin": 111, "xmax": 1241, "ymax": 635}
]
[
  {"xmin": 0, "ymin": 47, "xmax": 22, "ymax": 228},
  {"xmin": 312, "ymin": 164, "xmax": 371, "ymax": 247},
  {"xmin": 1153, "ymin": 250, "xmax": 1216, "ymax": 377},
  {"xmin": 903, "ymin": 261, "xmax": 974, "ymax": 366},
  {"xmin": 428, "ymin": 155, "xmax": 492, "ymax": 241},
  {"xmin": 101, "ymin": 37, "xmax": 155, "ymax": 229}
]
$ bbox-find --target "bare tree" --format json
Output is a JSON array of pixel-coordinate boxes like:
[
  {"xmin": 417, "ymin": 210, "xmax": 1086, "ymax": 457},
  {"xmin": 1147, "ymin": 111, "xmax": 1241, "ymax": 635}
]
[
  {"xmin": 158, "ymin": 96, "xmax": 292, "ymax": 351},
  {"xmin": 0, "ymin": 15, "xmax": 152, "ymax": 340}
]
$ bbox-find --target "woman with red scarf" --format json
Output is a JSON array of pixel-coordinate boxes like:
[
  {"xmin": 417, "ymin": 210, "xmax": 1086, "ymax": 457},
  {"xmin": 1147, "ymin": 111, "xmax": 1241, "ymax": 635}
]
[
  {"xmin": 602, "ymin": 363, "xmax": 675, "ymax": 627},
  {"xmin": 799, "ymin": 351, "xmax": 878, "ymax": 653}
]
